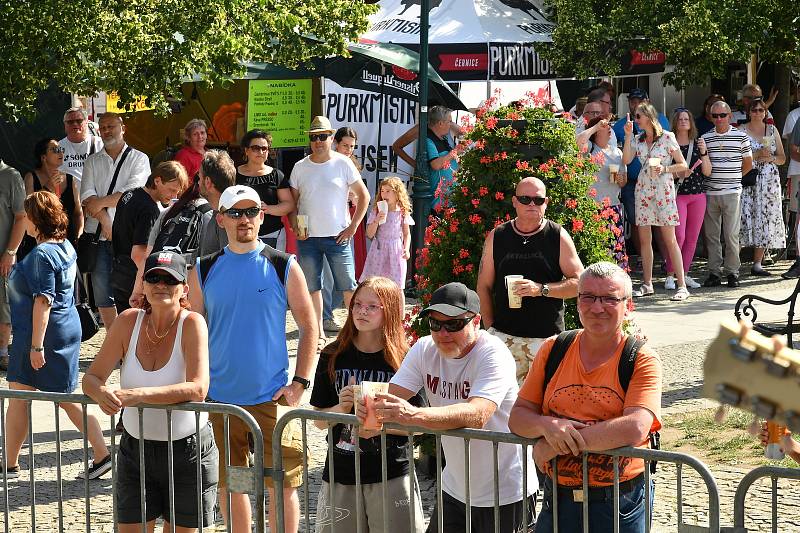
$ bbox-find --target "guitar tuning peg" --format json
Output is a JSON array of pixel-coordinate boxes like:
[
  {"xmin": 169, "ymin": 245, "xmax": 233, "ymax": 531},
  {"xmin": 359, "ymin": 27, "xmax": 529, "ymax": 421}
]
[{"xmin": 714, "ymin": 405, "xmax": 729, "ymax": 423}]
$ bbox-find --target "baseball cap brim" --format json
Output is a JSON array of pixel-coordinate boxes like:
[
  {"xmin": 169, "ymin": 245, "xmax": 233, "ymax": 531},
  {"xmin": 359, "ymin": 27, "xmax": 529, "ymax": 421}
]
[
  {"xmin": 420, "ymin": 303, "xmax": 474, "ymax": 317},
  {"xmin": 144, "ymin": 265, "xmax": 186, "ymax": 282}
]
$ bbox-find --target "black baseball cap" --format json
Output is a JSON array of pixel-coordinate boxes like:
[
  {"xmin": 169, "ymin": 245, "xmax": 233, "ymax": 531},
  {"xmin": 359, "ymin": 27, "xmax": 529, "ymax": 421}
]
[
  {"xmin": 420, "ymin": 282, "xmax": 481, "ymax": 317},
  {"xmin": 144, "ymin": 251, "xmax": 187, "ymax": 282}
]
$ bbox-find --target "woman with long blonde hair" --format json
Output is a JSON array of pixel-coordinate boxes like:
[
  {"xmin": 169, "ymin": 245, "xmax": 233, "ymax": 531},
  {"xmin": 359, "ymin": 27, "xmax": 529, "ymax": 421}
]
[
  {"xmin": 310, "ymin": 276, "xmax": 424, "ymax": 532},
  {"xmin": 360, "ymin": 177, "xmax": 414, "ymax": 288}
]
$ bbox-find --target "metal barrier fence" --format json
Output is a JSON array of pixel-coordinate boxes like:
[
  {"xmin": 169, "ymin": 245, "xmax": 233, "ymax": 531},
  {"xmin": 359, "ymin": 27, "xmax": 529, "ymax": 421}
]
[
  {"xmin": 0, "ymin": 388, "xmax": 265, "ymax": 533},
  {"xmin": 730, "ymin": 465, "xmax": 800, "ymax": 533},
  {"xmin": 272, "ymin": 408, "xmax": 722, "ymax": 533}
]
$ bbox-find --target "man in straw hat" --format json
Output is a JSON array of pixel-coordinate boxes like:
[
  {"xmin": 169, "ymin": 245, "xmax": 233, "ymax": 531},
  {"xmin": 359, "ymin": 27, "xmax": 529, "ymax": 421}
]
[{"xmin": 289, "ymin": 116, "xmax": 370, "ymax": 348}]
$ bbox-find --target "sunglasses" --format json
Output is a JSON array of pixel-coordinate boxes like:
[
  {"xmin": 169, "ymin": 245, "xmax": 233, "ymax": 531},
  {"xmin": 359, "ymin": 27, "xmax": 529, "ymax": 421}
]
[
  {"xmin": 48, "ymin": 146, "xmax": 65, "ymax": 154},
  {"xmin": 673, "ymin": 107, "xmax": 689, "ymax": 113},
  {"xmin": 309, "ymin": 133, "xmax": 330, "ymax": 142},
  {"xmin": 515, "ymin": 195, "xmax": 546, "ymax": 206},
  {"xmin": 711, "ymin": 113, "xmax": 728, "ymax": 119},
  {"xmin": 749, "ymin": 108, "xmax": 766, "ymax": 114},
  {"xmin": 428, "ymin": 315, "xmax": 475, "ymax": 333},
  {"xmin": 143, "ymin": 272, "xmax": 182, "ymax": 286},
  {"xmin": 248, "ymin": 145, "xmax": 270, "ymax": 153},
  {"xmin": 223, "ymin": 207, "xmax": 261, "ymax": 219}
]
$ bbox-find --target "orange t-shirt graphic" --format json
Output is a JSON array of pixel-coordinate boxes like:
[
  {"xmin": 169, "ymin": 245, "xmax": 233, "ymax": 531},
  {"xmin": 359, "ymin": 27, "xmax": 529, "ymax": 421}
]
[{"xmin": 518, "ymin": 332, "xmax": 662, "ymax": 487}]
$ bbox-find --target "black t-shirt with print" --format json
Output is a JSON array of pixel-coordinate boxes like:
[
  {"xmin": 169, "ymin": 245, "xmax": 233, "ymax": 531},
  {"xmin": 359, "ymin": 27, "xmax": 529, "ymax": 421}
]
[
  {"xmin": 310, "ymin": 345, "xmax": 420, "ymax": 485},
  {"xmin": 112, "ymin": 187, "xmax": 161, "ymax": 264},
  {"xmin": 677, "ymin": 143, "xmax": 705, "ymax": 196},
  {"xmin": 235, "ymin": 168, "xmax": 288, "ymax": 236}
]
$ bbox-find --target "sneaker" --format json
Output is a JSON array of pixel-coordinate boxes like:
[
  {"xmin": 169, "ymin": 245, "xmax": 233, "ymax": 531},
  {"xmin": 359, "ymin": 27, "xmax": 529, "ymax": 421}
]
[
  {"xmin": 323, "ymin": 318, "xmax": 342, "ymax": 333},
  {"xmin": 685, "ymin": 276, "xmax": 702, "ymax": 289},
  {"xmin": 1, "ymin": 463, "xmax": 19, "ymax": 479},
  {"xmin": 727, "ymin": 274, "xmax": 741, "ymax": 288},
  {"xmin": 750, "ymin": 267, "xmax": 771, "ymax": 277},
  {"xmin": 664, "ymin": 275, "xmax": 676, "ymax": 290},
  {"xmin": 77, "ymin": 454, "xmax": 112, "ymax": 480},
  {"xmin": 704, "ymin": 274, "xmax": 722, "ymax": 287},
  {"xmin": 670, "ymin": 286, "xmax": 690, "ymax": 301},
  {"xmin": 782, "ymin": 261, "xmax": 800, "ymax": 279}
]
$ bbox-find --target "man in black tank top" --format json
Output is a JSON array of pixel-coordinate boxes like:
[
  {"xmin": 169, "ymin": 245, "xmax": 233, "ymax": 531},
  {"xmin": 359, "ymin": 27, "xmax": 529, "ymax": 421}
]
[{"xmin": 477, "ymin": 177, "xmax": 584, "ymax": 385}]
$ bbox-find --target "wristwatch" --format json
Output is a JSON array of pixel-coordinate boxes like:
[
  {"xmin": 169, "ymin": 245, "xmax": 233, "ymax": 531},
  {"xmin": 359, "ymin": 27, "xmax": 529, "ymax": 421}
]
[
  {"xmin": 292, "ymin": 376, "xmax": 311, "ymax": 389},
  {"xmin": 5, "ymin": 249, "xmax": 15, "ymax": 256},
  {"xmin": 540, "ymin": 284, "xmax": 550, "ymax": 297}
]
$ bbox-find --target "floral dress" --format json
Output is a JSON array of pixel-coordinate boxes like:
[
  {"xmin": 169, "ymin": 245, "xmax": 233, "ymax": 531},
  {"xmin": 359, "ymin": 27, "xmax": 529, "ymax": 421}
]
[
  {"xmin": 359, "ymin": 209, "xmax": 414, "ymax": 288},
  {"xmin": 633, "ymin": 131, "xmax": 681, "ymax": 226},
  {"xmin": 740, "ymin": 127, "xmax": 786, "ymax": 249}
]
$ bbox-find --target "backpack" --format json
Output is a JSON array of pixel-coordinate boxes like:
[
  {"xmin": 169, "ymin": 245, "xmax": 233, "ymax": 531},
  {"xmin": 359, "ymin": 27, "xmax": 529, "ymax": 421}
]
[
  {"xmin": 198, "ymin": 244, "xmax": 290, "ymax": 287},
  {"xmin": 542, "ymin": 329, "xmax": 660, "ymax": 472},
  {"xmin": 152, "ymin": 201, "xmax": 213, "ymax": 263}
]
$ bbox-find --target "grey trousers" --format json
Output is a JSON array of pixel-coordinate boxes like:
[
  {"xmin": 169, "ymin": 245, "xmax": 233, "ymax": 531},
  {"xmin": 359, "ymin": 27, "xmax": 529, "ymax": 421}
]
[{"xmin": 703, "ymin": 192, "xmax": 741, "ymax": 277}]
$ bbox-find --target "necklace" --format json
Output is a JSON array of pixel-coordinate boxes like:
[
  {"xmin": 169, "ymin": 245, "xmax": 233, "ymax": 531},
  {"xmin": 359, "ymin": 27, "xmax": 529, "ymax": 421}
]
[
  {"xmin": 143, "ymin": 313, "xmax": 180, "ymax": 358},
  {"xmin": 513, "ymin": 219, "xmax": 544, "ymax": 245}
]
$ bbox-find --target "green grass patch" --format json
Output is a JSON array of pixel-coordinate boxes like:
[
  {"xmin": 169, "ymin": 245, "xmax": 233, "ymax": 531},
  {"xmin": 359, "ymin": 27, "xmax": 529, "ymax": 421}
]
[{"xmin": 664, "ymin": 408, "xmax": 799, "ymax": 468}]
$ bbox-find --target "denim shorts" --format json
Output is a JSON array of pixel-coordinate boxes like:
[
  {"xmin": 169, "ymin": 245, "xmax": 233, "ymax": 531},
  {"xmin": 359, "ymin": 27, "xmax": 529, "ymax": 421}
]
[
  {"xmin": 296, "ymin": 237, "xmax": 357, "ymax": 293},
  {"xmin": 90, "ymin": 241, "xmax": 115, "ymax": 308},
  {"xmin": 116, "ymin": 422, "xmax": 218, "ymax": 528}
]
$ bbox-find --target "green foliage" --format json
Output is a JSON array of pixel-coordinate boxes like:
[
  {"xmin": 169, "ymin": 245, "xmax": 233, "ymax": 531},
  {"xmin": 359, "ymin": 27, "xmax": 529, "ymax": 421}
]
[
  {"xmin": 541, "ymin": 0, "xmax": 800, "ymax": 88},
  {"xmin": 411, "ymin": 95, "xmax": 615, "ymax": 336},
  {"xmin": 0, "ymin": 0, "xmax": 376, "ymax": 119}
]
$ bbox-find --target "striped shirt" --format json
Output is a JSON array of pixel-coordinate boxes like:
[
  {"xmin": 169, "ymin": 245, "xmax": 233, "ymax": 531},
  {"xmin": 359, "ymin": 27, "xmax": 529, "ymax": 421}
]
[{"xmin": 701, "ymin": 126, "xmax": 752, "ymax": 195}]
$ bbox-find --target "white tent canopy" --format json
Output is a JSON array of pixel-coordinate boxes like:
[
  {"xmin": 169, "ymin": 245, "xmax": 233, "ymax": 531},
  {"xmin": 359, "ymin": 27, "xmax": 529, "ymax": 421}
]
[{"xmin": 361, "ymin": 0, "xmax": 555, "ymax": 81}]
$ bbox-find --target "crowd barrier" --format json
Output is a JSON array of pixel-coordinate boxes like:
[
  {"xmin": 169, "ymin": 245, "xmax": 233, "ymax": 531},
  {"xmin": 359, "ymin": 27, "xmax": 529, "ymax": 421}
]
[
  {"xmin": 729, "ymin": 465, "xmax": 800, "ymax": 533},
  {"xmin": 0, "ymin": 388, "xmax": 266, "ymax": 533},
  {"xmin": 272, "ymin": 408, "xmax": 722, "ymax": 533}
]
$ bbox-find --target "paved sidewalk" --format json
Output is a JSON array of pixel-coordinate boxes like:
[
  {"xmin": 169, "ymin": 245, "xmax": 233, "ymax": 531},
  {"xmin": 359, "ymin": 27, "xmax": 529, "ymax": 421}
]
[{"xmin": 2, "ymin": 266, "xmax": 800, "ymax": 531}]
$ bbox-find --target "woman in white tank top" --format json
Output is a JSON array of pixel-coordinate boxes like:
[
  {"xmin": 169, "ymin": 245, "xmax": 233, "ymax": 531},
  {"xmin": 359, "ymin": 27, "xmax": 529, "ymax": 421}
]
[{"xmin": 83, "ymin": 251, "xmax": 218, "ymax": 532}]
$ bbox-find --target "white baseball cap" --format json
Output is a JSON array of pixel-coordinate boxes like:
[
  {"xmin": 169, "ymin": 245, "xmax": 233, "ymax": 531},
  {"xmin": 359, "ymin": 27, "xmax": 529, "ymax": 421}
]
[{"xmin": 219, "ymin": 185, "xmax": 261, "ymax": 211}]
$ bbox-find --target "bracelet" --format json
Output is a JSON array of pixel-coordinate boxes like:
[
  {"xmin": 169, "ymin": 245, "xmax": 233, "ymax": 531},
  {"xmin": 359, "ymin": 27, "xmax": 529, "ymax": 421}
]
[
  {"xmin": 699, "ymin": 152, "xmax": 708, "ymax": 157},
  {"xmin": 31, "ymin": 346, "xmax": 44, "ymax": 352}
]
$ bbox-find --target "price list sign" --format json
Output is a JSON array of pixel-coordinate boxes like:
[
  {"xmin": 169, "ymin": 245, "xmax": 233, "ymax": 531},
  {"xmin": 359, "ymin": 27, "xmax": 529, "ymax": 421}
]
[{"xmin": 247, "ymin": 79, "xmax": 312, "ymax": 148}]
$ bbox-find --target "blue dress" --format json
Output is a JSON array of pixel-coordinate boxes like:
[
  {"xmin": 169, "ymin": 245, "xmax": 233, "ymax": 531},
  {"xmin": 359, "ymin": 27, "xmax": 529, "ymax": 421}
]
[{"xmin": 7, "ymin": 241, "xmax": 81, "ymax": 392}]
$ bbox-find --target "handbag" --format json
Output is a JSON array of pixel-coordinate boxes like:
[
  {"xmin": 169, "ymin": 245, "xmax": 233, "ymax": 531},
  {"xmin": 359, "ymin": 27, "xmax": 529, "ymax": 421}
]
[
  {"xmin": 742, "ymin": 168, "xmax": 759, "ymax": 187},
  {"xmin": 76, "ymin": 146, "xmax": 132, "ymax": 272},
  {"xmin": 75, "ymin": 272, "xmax": 99, "ymax": 341}
]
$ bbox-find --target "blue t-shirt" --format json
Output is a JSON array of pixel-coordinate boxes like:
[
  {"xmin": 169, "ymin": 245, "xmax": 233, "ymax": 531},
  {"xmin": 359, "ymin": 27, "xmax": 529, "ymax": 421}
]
[
  {"xmin": 426, "ymin": 132, "xmax": 457, "ymax": 208},
  {"xmin": 613, "ymin": 112, "xmax": 671, "ymax": 183},
  {"xmin": 199, "ymin": 242, "xmax": 292, "ymax": 405}
]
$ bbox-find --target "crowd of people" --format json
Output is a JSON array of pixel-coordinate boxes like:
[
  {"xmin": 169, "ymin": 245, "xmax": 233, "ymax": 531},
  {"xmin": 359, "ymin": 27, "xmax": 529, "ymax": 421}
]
[
  {"xmin": 573, "ymin": 83, "xmax": 800, "ymax": 300},
  {"xmin": 0, "ymin": 86, "xmax": 797, "ymax": 533}
]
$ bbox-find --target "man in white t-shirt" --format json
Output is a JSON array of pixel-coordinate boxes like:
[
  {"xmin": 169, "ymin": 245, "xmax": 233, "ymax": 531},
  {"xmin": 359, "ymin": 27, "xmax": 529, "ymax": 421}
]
[
  {"xmin": 58, "ymin": 107, "xmax": 103, "ymax": 182},
  {"xmin": 359, "ymin": 282, "xmax": 537, "ymax": 532},
  {"xmin": 289, "ymin": 116, "xmax": 369, "ymax": 345}
]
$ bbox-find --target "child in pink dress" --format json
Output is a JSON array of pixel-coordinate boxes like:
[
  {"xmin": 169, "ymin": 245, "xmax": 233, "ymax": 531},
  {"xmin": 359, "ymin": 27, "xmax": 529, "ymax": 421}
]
[{"xmin": 360, "ymin": 177, "xmax": 414, "ymax": 288}]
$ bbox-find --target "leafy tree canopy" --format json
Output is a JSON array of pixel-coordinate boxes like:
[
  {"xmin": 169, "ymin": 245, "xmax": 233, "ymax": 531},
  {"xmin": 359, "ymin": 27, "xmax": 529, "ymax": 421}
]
[
  {"xmin": 541, "ymin": 0, "xmax": 800, "ymax": 87},
  {"xmin": 0, "ymin": 0, "xmax": 375, "ymax": 119}
]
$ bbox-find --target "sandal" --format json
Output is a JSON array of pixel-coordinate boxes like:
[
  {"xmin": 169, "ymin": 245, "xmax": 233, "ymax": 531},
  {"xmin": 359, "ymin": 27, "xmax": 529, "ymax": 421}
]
[
  {"xmin": 670, "ymin": 286, "xmax": 690, "ymax": 301},
  {"xmin": 632, "ymin": 284, "xmax": 654, "ymax": 298}
]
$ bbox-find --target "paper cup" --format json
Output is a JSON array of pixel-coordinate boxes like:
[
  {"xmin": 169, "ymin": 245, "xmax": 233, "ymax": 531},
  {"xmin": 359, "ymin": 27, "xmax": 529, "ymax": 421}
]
[
  {"xmin": 648, "ymin": 158, "xmax": 661, "ymax": 177},
  {"xmin": 505, "ymin": 274, "xmax": 524, "ymax": 309},
  {"xmin": 762, "ymin": 136, "xmax": 772, "ymax": 149},
  {"xmin": 608, "ymin": 164, "xmax": 619, "ymax": 182},
  {"xmin": 361, "ymin": 381, "xmax": 390, "ymax": 430},
  {"xmin": 765, "ymin": 421, "xmax": 786, "ymax": 460},
  {"xmin": 377, "ymin": 200, "xmax": 388, "ymax": 225},
  {"xmin": 296, "ymin": 215, "xmax": 309, "ymax": 239}
]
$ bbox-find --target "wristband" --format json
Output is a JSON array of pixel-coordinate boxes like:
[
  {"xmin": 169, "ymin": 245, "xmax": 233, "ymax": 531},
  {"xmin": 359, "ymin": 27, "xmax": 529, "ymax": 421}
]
[
  {"xmin": 292, "ymin": 376, "xmax": 311, "ymax": 389},
  {"xmin": 699, "ymin": 152, "xmax": 708, "ymax": 156}
]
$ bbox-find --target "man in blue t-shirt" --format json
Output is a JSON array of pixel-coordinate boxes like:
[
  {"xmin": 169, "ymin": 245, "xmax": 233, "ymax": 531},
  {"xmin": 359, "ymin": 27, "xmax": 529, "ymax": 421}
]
[
  {"xmin": 188, "ymin": 185, "xmax": 318, "ymax": 533},
  {"xmin": 613, "ymin": 88, "xmax": 671, "ymax": 257}
]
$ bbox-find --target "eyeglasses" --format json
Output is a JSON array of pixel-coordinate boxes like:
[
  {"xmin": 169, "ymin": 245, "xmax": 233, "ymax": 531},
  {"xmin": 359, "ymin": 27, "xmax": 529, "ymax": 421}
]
[
  {"xmin": 584, "ymin": 110, "xmax": 603, "ymax": 117},
  {"xmin": 578, "ymin": 293, "xmax": 627, "ymax": 306},
  {"xmin": 64, "ymin": 119, "xmax": 85, "ymax": 125},
  {"xmin": 248, "ymin": 145, "xmax": 270, "ymax": 153},
  {"xmin": 428, "ymin": 315, "xmax": 475, "ymax": 333},
  {"xmin": 48, "ymin": 146, "xmax": 65, "ymax": 154},
  {"xmin": 143, "ymin": 272, "xmax": 182, "ymax": 286},
  {"xmin": 353, "ymin": 302, "xmax": 384, "ymax": 314},
  {"xmin": 309, "ymin": 133, "xmax": 330, "ymax": 142},
  {"xmin": 515, "ymin": 195, "xmax": 546, "ymax": 206},
  {"xmin": 223, "ymin": 207, "xmax": 261, "ymax": 219},
  {"xmin": 711, "ymin": 113, "xmax": 728, "ymax": 119},
  {"xmin": 634, "ymin": 113, "xmax": 643, "ymax": 119}
]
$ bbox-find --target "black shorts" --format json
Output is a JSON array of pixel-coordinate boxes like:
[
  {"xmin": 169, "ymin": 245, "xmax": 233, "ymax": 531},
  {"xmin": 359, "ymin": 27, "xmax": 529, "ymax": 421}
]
[
  {"xmin": 425, "ymin": 490, "xmax": 537, "ymax": 533},
  {"xmin": 116, "ymin": 422, "xmax": 219, "ymax": 528}
]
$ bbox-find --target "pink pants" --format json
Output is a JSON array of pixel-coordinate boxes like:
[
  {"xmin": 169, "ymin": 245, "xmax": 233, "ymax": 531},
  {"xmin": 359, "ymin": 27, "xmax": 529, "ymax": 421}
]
[{"xmin": 666, "ymin": 193, "xmax": 707, "ymax": 274}]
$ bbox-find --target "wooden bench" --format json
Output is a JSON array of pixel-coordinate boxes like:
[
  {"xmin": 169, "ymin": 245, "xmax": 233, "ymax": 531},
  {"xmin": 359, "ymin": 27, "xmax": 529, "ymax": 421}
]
[{"xmin": 734, "ymin": 278, "xmax": 800, "ymax": 346}]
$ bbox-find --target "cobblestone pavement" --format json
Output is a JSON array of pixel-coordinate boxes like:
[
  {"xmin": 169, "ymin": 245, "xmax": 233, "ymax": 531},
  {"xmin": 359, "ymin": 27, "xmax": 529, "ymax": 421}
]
[{"xmin": 3, "ymin": 268, "xmax": 800, "ymax": 531}]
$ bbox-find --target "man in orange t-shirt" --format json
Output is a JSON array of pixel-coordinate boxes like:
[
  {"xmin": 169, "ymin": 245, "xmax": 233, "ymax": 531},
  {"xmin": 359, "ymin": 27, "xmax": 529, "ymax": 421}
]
[{"xmin": 508, "ymin": 261, "xmax": 662, "ymax": 533}]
